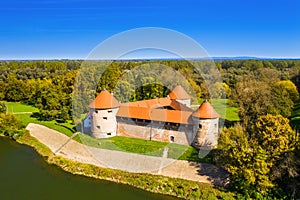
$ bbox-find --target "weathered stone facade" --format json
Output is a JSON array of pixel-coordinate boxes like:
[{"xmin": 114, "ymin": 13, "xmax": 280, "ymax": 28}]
[
  {"xmin": 117, "ymin": 117, "xmax": 196, "ymax": 145},
  {"xmin": 192, "ymin": 118, "xmax": 219, "ymax": 149}
]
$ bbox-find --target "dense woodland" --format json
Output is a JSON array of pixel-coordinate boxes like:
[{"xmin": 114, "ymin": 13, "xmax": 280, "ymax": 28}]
[{"xmin": 0, "ymin": 59, "xmax": 300, "ymax": 199}]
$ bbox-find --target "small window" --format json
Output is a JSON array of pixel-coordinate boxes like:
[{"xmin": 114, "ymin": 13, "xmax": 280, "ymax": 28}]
[
  {"xmin": 170, "ymin": 136, "xmax": 175, "ymax": 143},
  {"xmin": 95, "ymin": 110, "xmax": 98, "ymax": 114},
  {"xmin": 107, "ymin": 133, "xmax": 111, "ymax": 136},
  {"xmin": 103, "ymin": 117, "xmax": 107, "ymax": 120},
  {"xmin": 96, "ymin": 126, "xmax": 100, "ymax": 129},
  {"xmin": 108, "ymin": 110, "xmax": 112, "ymax": 113},
  {"xmin": 199, "ymin": 124, "xmax": 202, "ymax": 129},
  {"xmin": 214, "ymin": 124, "xmax": 217, "ymax": 128}
]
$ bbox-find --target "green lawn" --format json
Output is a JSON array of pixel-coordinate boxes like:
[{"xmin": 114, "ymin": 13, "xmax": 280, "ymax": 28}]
[
  {"xmin": 3, "ymin": 101, "xmax": 39, "ymax": 113},
  {"xmin": 75, "ymin": 134, "xmax": 211, "ymax": 163},
  {"xmin": 2, "ymin": 101, "xmax": 76, "ymax": 137},
  {"xmin": 210, "ymin": 99, "xmax": 240, "ymax": 121},
  {"xmin": 192, "ymin": 99, "xmax": 240, "ymax": 122},
  {"xmin": 291, "ymin": 100, "xmax": 300, "ymax": 131}
]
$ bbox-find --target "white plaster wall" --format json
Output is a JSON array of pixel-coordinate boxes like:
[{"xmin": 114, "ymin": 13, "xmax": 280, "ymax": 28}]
[{"xmin": 91, "ymin": 108, "xmax": 119, "ymax": 138}]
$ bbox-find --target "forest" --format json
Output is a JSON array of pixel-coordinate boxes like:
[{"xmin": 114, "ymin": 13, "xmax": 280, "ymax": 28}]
[{"xmin": 0, "ymin": 59, "xmax": 300, "ymax": 199}]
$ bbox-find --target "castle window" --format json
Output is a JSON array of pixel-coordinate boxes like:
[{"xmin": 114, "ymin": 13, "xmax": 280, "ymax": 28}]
[
  {"xmin": 96, "ymin": 126, "xmax": 100, "ymax": 129},
  {"xmin": 107, "ymin": 133, "xmax": 111, "ymax": 136},
  {"xmin": 103, "ymin": 117, "xmax": 107, "ymax": 120},
  {"xmin": 199, "ymin": 124, "xmax": 202, "ymax": 129},
  {"xmin": 108, "ymin": 110, "xmax": 112, "ymax": 113},
  {"xmin": 95, "ymin": 110, "xmax": 98, "ymax": 114},
  {"xmin": 170, "ymin": 136, "xmax": 175, "ymax": 143}
]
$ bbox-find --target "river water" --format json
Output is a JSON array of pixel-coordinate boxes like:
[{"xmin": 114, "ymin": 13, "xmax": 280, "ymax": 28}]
[{"xmin": 0, "ymin": 137, "xmax": 177, "ymax": 200}]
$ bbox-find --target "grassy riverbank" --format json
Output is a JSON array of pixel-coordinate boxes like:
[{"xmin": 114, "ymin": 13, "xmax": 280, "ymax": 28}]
[{"xmin": 17, "ymin": 132, "xmax": 235, "ymax": 199}]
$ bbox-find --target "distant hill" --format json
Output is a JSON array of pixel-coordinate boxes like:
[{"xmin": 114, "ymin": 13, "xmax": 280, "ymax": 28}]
[{"xmin": 212, "ymin": 56, "xmax": 300, "ymax": 61}]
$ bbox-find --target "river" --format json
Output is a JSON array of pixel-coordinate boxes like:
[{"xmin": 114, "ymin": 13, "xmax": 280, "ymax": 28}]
[{"xmin": 0, "ymin": 137, "xmax": 177, "ymax": 200}]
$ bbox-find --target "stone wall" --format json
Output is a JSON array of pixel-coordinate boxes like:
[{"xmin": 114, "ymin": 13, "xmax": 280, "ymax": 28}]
[
  {"xmin": 192, "ymin": 118, "xmax": 219, "ymax": 149},
  {"xmin": 117, "ymin": 118, "xmax": 196, "ymax": 145}
]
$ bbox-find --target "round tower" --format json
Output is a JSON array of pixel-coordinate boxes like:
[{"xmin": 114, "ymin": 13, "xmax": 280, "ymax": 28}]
[
  {"xmin": 88, "ymin": 90, "xmax": 120, "ymax": 138},
  {"xmin": 168, "ymin": 85, "xmax": 191, "ymax": 107},
  {"xmin": 192, "ymin": 100, "xmax": 219, "ymax": 149}
]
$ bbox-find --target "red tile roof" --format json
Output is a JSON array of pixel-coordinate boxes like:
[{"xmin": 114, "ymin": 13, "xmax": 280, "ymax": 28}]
[
  {"xmin": 88, "ymin": 88, "xmax": 219, "ymax": 124},
  {"xmin": 117, "ymin": 105, "xmax": 193, "ymax": 124},
  {"xmin": 116, "ymin": 97, "xmax": 194, "ymax": 124},
  {"xmin": 168, "ymin": 85, "xmax": 190, "ymax": 100},
  {"xmin": 192, "ymin": 100, "xmax": 219, "ymax": 119},
  {"xmin": 89, "ymin": 90, "xmax": 120, "ymax": 109}
]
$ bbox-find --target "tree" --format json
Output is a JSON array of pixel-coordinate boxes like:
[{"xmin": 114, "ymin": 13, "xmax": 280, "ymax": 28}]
[
  {"xmin": 210, "ymin": 82, "xmax": 230, "ymax": 99},
  {"xmin": 216, "ymin": 115, "xmax": 299, "ymax": 198},
  {"xmin": 216, "ymin": 124, "xmax": 274, "ymax": 196},
  {"xmin": 254, "ymin": 114, "xmax": 295, "ymax": 159},
  {"xmin": 0, "ymin": 102, "xmax": 7, "ymax": 113},
  {"xmin": 274, "ymin": 80, "xmax": 299, "ymax": 102},
  {"xmin": 0, "ymin": 113, "xmax": 25, "ymax": 138},
  {"xmin": 234, "ymin": 80, "xmax": 277, "ymax": 129}
]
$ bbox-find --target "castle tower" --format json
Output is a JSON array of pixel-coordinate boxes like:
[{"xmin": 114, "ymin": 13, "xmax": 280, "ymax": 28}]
[
  {"xmin": 192, "ymin": 100, "xmax": 219, "ymax": 149},
  {"xmin": 168, "ymin": 85, "xmax": 191, "ymax": 107},
  {"xmin": 88, "ymin": 90, "xmax": 120, "ymax": 138}
]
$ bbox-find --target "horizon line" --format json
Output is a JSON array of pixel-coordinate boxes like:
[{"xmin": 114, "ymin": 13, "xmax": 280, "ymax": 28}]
[{"xmin": 1, "ymin": 56, "xmax": 300, "ymax": 61}]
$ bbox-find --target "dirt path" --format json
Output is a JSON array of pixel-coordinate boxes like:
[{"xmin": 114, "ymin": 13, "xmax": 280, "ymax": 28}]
[{"xmin": 26, "ymin": 123, "xmax": 227, "ymax": 186}]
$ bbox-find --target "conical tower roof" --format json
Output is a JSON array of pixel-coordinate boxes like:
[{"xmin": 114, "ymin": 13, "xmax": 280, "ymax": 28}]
[
  {"xmin": 192, "ymin": 100, "xmax": 219, "ymax": 119},
  {"xmin": 89, "ymin": 90, "xmax": 120, "ymax": 109},
  {"xmin": 168, "ymin": 85, "xmax": 190, "ymax": 100}
]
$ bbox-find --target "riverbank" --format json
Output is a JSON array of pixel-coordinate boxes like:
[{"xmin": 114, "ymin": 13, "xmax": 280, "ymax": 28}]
[{"xmin": 16, "ymin": 126, "xmax": 235, "ymax": 199}]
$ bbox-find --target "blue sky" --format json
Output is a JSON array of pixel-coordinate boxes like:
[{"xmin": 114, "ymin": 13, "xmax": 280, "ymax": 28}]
[{"xmin": 0, "ymin": 0, "xmax": 299, "ymax": 59}]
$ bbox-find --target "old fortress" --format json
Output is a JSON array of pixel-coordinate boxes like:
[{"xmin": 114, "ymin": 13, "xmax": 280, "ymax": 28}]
[{"xmin": 83, "ymin": 86, "xmax": 219, "ymax": 149}]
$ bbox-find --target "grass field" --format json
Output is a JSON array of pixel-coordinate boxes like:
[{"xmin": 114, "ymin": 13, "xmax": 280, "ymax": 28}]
[
  {"xmin": 4, "ymin": 101, "xmax": 39, "ymax": 113},
  {"xmin": 210, "ymin": 99, "xmax": 240, "ymax": 121},
  {"xmin": 75, "ymin": 133, "xmax": 212, "ymax": 162},
  {"xmin": 192, "ymin": 99, "xmax": 240, "ymax": 122},
  {"xmin": 2, "ymin": 101, "xmax": 76, "ymax": 137},
  {"xmin": 291, "ymin": 100, "xmax": 300, "ymax": 131}
]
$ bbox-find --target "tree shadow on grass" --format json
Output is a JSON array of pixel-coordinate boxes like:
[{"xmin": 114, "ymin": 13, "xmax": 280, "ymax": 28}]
[
  {"xmin": 30, "ymin": 112, "xmax": 44, "ymax": 121},
  {"xmin": 30, "ymin": 112, "xmax": 76, "ymax": 133}
]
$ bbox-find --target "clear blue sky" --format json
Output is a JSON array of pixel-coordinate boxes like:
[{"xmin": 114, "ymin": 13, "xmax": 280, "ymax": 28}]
[{"xmin": 0, "ymin": 0, "xmax": 299, "ymax": 59}]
